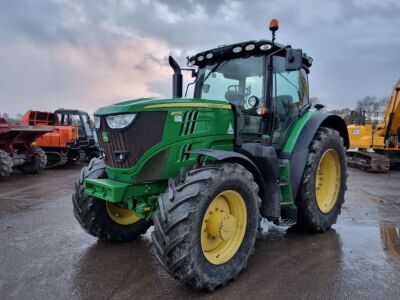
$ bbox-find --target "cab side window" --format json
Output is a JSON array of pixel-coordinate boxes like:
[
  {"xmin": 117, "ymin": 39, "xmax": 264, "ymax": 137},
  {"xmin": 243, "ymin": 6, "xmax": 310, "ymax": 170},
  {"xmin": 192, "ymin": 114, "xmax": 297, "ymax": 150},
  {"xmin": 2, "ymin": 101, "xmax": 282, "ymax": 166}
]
[
  {"xmin": 271, "ymin": 56, "xmax": 302, "ymax": 147},
  {"xmin": 299, "ymin": 68, "xmax": 309, "ymax": 107}
]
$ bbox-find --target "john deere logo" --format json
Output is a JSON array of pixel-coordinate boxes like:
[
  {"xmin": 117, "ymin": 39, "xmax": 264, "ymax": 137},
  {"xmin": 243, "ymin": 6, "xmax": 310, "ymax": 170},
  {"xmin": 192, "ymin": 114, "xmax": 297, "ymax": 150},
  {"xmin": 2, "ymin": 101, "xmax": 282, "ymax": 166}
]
[{"xmin": 102, "ymin": 132, "xmax": 109, "ymax": 143}]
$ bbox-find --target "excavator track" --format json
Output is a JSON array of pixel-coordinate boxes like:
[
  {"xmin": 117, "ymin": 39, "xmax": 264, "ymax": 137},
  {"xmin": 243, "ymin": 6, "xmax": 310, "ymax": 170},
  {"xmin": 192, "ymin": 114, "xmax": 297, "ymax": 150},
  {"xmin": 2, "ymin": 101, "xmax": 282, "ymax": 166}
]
[
  {"xmin": 347, "ymin": 151, "xmax": 390, "ymax": 173},
  {"xmin": 45, "ymin": 151, "xmax": 68, "ymax": 169}
]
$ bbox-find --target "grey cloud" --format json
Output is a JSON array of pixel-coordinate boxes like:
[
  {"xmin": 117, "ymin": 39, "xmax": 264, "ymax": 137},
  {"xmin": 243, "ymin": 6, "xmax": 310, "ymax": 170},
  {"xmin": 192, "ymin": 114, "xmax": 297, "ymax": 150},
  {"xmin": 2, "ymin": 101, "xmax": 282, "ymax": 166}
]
[
  {"xmin": 0, "ymin": 0, "xmax": 399, "ymax": 115},
  {"xmin": 0, "ymin": 0, "xmax": 78, "ymax": 45}
]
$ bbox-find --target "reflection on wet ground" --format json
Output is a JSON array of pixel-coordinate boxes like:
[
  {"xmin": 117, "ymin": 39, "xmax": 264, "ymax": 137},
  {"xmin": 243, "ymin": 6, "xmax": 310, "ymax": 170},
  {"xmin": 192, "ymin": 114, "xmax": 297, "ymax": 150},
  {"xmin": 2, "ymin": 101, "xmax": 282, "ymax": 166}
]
[
  {"xmin": 1, "ymin": 167, "xmax": 400, "ymax": 299},
  {"xmin": 380, "ymin": 224, "xmax": 400, "ymax": 257}
]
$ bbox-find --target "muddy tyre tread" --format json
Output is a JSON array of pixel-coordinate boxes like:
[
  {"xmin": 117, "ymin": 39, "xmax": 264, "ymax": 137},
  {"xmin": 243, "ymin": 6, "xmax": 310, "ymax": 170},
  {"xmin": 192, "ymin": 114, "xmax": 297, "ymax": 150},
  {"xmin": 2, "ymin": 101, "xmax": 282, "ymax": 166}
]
[
  {"xmin": 296, "ymin": 127, "xmax": 347, "ymax": 233},
  {"xmin": 152, "ymin": 162, "xmax": 261, "ymax": 291},
  {"xmin": 72, "ymin": 158, "xmax": 151, "ymax": 242},
  {"xmin": 19, "ymin": 146, "xmax": 47, "ymax": 174},
  {"xmin": 0, "ymin": 149, "xmax": 13, "ymax": 179}
]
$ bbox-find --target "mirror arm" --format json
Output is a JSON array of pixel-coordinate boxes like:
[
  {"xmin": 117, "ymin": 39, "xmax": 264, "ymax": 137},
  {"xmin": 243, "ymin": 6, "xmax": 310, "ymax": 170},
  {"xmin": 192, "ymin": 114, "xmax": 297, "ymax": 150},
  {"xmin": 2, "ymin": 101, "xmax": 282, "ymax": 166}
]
[
  {"xmin": 267, "ymin": 45, "xmax": 291, "ymax": 58},
  {"xmin": 181, "ymin": 68, "xmax": 197, "ymax": 78}
]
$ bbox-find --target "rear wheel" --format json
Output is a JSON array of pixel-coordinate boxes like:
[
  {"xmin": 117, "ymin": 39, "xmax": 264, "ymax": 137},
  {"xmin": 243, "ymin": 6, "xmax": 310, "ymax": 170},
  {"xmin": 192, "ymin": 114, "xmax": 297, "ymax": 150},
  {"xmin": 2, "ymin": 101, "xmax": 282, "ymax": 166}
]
[
  {"xmin": 72, "ymin": 158, "xmax": 152, "ymax": 241},
  {"xmin": 152, "ymin": 163, "xmax": 261, "ymax": 291},
  {"xmin": 19, "ymin": 146, "xmax": 47, "ymax": 174},
  {"xmin": 296, "ymin": 127, "xmax": 347, "ymax": 232},
  {"xmin": 0, "ymin": 150, "xmax": 12, "ymax": 179}
]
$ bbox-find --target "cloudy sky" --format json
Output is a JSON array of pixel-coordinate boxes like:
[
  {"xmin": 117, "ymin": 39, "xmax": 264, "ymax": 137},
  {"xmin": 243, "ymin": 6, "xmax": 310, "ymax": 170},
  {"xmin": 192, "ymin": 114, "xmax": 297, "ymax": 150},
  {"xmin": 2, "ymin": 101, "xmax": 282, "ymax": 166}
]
[{"xmin": 0, "ymin": 0, "xmax": 399, "ymax": 116}]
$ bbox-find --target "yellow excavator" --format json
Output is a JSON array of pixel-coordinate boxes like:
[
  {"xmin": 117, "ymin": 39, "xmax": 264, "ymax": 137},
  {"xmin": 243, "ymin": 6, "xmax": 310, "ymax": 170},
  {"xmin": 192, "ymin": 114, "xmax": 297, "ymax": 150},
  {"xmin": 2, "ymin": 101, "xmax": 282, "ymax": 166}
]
[{"xmin": 347, "ymin": 80, "xmax": 400, "ymax": 172}]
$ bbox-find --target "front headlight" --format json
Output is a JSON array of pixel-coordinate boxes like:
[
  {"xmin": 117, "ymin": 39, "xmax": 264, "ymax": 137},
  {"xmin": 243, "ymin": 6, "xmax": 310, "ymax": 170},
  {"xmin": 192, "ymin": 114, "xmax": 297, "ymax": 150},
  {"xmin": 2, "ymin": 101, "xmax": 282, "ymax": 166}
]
[
  {"xmin": 94, "ymin": 116, "xmax": 101, "ymax": 129},
  {"xmin": 105, "ymin": 113, "xmax": 137, "ymax": 129}
]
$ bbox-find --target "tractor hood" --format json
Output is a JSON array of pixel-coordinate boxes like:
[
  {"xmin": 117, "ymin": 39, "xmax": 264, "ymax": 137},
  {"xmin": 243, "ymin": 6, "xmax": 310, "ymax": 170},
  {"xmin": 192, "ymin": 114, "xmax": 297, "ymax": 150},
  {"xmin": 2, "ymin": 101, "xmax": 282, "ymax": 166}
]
[{"xmin": 94, "ymin": 98, "xmax": 232, "ymax": 116}]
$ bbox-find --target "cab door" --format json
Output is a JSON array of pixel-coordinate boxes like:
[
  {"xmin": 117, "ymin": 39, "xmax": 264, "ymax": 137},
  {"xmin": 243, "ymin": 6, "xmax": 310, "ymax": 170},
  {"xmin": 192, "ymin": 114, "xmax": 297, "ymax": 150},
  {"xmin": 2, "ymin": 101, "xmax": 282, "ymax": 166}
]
[
  {"xmin": 236, "ymin": 74, "xmax": 265, "ymax": 143},
  {"xmin": 270, "ymin": 56, "xmax": 309, "ymax": 149}
]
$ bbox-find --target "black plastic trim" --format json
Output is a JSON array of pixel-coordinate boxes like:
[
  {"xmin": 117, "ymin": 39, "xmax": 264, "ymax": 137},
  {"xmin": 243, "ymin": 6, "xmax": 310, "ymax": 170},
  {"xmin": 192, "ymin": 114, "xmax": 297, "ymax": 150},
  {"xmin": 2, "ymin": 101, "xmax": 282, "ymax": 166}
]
[
  {"xmin": 287, "ymin": 112, "xmax": 349, "ymax": 201},
  {"xmin": 190, "ymin": 148, "xmax": 280, "ymax": 219}
]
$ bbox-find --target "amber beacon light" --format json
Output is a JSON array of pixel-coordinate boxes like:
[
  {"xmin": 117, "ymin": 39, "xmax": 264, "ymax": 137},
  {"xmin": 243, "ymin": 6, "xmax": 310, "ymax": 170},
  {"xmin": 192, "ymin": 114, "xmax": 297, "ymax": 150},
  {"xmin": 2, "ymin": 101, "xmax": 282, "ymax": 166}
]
[{"xmin": 269, "ymin": 18, "xmax": 279, "ymax": 32}]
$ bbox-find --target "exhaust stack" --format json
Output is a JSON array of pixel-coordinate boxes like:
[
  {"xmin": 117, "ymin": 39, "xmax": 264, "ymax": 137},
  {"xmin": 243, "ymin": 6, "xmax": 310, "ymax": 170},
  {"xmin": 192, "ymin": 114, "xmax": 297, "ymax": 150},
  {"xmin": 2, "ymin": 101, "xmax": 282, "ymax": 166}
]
[{"xmin": 169, "ymin": 56, "xmax": 183, "ymax": 98}]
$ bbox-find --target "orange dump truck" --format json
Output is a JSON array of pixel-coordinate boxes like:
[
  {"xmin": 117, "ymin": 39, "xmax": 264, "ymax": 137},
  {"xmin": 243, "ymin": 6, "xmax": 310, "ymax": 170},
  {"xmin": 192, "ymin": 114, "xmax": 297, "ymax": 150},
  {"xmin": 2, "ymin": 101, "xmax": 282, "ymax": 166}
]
[
  {"xmin": 22, "ymin": 109, "xmax": 99, "ymax": 168},
  {"xmin": 21, "ymin": 110, "xmax": 80, "ymax": 167}
]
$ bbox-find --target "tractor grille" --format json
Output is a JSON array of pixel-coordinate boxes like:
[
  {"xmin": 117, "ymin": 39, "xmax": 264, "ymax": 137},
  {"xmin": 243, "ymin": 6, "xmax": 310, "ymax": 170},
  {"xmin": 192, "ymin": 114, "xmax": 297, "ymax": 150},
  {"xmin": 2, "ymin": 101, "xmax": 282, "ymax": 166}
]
[
  {"xmin": 97, "ymin": 112, "xmax": 167, "ymax": 168},
  {"xmin": 179, "ymin": 111, "xmax": 199, "ymax": 136}
]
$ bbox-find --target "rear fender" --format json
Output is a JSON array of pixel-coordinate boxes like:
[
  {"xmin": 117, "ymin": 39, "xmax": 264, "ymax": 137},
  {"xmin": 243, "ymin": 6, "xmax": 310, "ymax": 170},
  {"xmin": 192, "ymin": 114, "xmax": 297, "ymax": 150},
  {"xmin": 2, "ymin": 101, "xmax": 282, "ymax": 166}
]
[{"xmin": 285, "ymin": 112, "xmax": 349, "ymax": 201}]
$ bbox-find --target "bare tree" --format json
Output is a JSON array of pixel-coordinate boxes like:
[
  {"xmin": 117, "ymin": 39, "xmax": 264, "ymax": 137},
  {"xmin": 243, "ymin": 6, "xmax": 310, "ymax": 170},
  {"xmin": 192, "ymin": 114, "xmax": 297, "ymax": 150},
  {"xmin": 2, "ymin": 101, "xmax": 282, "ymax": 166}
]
[
  {"xmin": 356, "ymin": 96, "xmax": 388, "ymax": 113},
  {"xmin": 328, "ymin": 108, "xmax": 352, "ymax": 124}
]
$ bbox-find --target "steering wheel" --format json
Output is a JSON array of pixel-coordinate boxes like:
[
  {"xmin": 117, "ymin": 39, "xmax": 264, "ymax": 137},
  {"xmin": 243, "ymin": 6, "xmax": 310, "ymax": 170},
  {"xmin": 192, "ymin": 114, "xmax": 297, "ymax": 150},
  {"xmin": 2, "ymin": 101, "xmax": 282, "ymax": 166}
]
[{"xmin": 227, "ymin": 85, "xmax": 251, "ymax": 97}]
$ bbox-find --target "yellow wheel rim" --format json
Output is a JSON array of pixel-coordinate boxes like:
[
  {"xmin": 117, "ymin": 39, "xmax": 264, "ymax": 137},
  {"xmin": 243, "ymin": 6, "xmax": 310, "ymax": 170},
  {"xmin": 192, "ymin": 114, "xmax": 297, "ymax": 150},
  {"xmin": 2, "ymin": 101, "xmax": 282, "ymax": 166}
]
[
  {"xmin": 201, "ymin": 190, "xmax": 247, "ymax": 265},
  {"xmin": 315, "ymin": 149, "xmax": 341, "ymax": 213},
  {"xmin": 106, "ymin": 202, "xmax": 140, "ymax": 225}
]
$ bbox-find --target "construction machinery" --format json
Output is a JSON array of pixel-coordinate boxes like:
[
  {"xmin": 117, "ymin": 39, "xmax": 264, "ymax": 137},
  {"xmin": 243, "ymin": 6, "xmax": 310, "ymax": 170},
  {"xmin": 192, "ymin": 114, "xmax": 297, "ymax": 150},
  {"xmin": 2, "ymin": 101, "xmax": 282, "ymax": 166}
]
[
  {"xmin": 52, "ymin": 109, "xmax": 100, "ymax": 161},
  {"xmin": 73, "ymin": 19, "xmax": 349, "ymax": 290},
  {"xmin": 23, "ymin": 109, "xmax": 100, "ymax": 168},
  {"xmin": 347, "ymin": 80, "xmax": 400, "ymax": 172},
  {"xmin": 0, "ymin": 114, "xmax": 52, "ymax": 179}
]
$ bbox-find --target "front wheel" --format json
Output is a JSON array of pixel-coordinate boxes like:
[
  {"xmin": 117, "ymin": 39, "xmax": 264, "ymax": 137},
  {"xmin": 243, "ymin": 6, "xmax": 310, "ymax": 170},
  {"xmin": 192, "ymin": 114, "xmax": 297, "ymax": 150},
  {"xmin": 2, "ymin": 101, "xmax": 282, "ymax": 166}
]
[
  {"xmin": 152, "ymin": 163, "xmax": 261, "ymax": 291},
  {"xmin": 296, "ymin": 127, "xmax": 347, "ymax": 232},
  {"xmin": 0, "ymin": 150, "xmax": 12, "ymax": 179},
  {"xmin": 72, "ymin": 158, "xmax": 152, "ymax": 241},
  {"xmin": 19, "ymin": 146, "xmax": 47, "ymax": 174}
]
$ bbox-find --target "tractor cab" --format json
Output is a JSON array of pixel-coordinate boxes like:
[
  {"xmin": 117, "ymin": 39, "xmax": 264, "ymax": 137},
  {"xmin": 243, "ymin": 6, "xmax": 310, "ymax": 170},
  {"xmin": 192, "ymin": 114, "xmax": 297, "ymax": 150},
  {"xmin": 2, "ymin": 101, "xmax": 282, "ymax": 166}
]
[
  {"xmin": 176, "ymin": 20, "xmax": 313, "ymax": 153},
  {"xmin": 55, "ymin": 109, "xmax": 94, "ymax": 141},
  {"xmin": 188, "ymin": 41, "xmax": 312, "ymax": 150},
  {"xmin": 54, "ymin": 109, "xmax": 99, "ymax": 159}
]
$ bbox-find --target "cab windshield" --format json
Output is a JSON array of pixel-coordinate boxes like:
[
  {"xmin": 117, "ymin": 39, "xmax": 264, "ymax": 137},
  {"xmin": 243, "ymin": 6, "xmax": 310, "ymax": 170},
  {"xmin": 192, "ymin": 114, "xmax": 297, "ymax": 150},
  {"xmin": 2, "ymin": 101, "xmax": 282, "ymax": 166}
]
[{"xmin": 194, "ymin": 56, "xmax": 265, "ymax": 109}]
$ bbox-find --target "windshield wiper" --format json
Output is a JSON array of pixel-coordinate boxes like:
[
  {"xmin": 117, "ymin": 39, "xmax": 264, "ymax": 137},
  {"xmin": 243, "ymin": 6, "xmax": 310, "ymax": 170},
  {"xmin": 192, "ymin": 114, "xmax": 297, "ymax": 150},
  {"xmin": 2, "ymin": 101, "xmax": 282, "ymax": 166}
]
[
  {"xmin": 198, "ymin": 60, "xmax": 229, "ymax": 90},
  {"xmin": 188, "ymin": 60, "xmax": 231, "ymax": 97},
  {"xmin": 204, "ymin": 61, "xmax": 228, "ymax": 82}
]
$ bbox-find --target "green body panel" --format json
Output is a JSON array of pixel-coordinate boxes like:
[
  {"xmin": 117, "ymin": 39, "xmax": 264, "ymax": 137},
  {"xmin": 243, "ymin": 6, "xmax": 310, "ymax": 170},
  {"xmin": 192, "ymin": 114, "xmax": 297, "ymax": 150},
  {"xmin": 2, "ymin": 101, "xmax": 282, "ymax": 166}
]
[
  {"xmin": 282, "ymin": 111, "xmax": 315, "ymax": 153},
  {"xmin": 94, "ymin": 97, "xmax": 231, "ymax": 115},
  {"xmin": 86, "ymin": 97, "xmax": 234, "ymax": 219},
  {"xmin": 85, "ymin": 94, "xmax": 318, "ymax": 219},
  {"xmin": 278, "ymin": 111, "xmax": 315, "ymax": 205},
  {"xmin": 85, "ymin": 179, "xmax": 133, "ymax": 203}
]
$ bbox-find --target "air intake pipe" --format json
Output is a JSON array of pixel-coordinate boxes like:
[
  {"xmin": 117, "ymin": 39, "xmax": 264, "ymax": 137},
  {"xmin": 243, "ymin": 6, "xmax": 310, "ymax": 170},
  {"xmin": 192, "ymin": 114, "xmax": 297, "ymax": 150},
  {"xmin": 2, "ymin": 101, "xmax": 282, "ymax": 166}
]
[{"xmin": 169, "ymin": 56, "xmax": 183, "ymax": 98}]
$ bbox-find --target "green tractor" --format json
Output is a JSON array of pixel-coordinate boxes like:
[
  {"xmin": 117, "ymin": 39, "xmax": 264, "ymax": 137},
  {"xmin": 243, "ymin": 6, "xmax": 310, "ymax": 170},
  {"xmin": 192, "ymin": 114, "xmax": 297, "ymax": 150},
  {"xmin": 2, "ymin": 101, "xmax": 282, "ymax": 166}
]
[{"xmin": 73, "ymin": 20, "xmax": 348, "ymax": 290}]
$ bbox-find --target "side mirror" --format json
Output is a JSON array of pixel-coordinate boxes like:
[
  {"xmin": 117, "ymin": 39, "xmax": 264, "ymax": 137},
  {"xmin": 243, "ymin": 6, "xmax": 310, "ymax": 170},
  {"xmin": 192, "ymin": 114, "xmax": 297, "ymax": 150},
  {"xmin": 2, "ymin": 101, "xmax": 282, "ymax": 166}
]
[{"xmin": 285, "ymin": 48, "xmax": 303, "ymax": 71}]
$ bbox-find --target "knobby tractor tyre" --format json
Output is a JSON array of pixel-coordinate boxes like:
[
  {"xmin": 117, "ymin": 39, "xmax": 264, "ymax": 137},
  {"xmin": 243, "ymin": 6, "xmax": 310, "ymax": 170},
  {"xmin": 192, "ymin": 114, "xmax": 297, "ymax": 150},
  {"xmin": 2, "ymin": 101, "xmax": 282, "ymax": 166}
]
[
  {"xmin": 72, "ymin": 158, "xmax": 152, "ymax": 241},
  {"xmin": 0, "ymin": 149, "xmax": 13, "ymax": 179},
  {"xmin": 19, "ymin": 146, "xmax": 47, "ymax": 174},
  {"xmin": 152, "ymin": 162, "xmax": 261, "ymax": 291},
  {"xmin": 296, "ymin": 127, "xmax": 347, "ymax": 232}
]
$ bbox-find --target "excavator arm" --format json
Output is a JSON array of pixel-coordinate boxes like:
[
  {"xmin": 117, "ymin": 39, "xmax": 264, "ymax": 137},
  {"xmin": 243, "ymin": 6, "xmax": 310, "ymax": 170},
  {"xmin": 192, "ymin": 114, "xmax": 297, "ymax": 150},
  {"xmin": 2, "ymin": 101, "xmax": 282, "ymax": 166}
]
[
  {"xmin": 347, "ymin": 80, "xmax": 400, "ymax": 173},
  {"xmin": 383, "ymin": 80, "xmax": 400, "ymax": 145}
]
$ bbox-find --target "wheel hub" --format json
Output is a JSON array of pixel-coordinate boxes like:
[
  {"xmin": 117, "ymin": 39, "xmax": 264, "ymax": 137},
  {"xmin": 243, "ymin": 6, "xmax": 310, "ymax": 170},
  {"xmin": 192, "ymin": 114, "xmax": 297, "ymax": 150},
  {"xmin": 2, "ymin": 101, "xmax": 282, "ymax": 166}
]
[
  {"xmin": 200, "ymin": 190, "xmax": 247, "ymax": 265},
  {"xmin": 315, "ymin": 149, "xmax": 341, "ymax": 213},
  {"xmin": 207, "ymin": 211, "xmax": 237, "ymax": 241},
  {"xmin": 106, "ymin": 202, "xmax": 140, "ymax": 225}
]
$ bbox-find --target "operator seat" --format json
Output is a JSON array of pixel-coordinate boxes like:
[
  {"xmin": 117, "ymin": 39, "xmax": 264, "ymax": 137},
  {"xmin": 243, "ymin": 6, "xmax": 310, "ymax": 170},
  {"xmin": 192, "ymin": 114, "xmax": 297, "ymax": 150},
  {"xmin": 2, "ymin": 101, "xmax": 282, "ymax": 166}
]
[{"xmin": 274, "ymin": 95, "xmax": 293, "ymax": 131}]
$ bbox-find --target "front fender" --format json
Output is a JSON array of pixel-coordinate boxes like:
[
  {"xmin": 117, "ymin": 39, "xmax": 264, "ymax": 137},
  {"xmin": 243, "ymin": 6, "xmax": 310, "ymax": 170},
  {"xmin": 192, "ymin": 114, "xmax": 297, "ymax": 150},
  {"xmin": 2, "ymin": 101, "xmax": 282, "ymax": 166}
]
[{"xmin": 190, "ymin": 149, "xmax": 267, "ymax": 199}]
